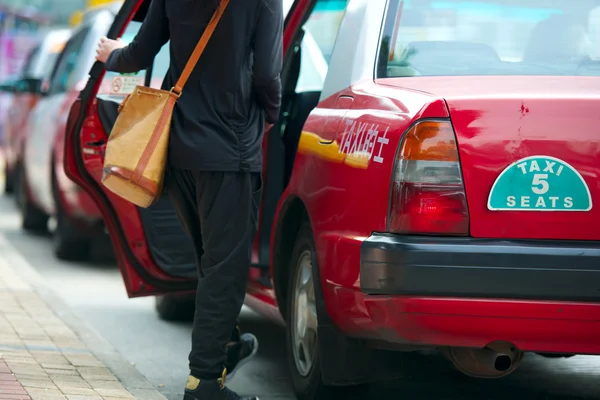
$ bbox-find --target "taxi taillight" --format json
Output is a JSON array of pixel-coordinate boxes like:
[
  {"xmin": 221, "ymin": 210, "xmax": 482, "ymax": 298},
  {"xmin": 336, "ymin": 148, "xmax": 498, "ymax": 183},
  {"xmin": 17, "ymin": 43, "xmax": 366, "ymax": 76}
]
[{"xmin": 388, "ymin": 120, "xmax": 469, "ymax": 236}]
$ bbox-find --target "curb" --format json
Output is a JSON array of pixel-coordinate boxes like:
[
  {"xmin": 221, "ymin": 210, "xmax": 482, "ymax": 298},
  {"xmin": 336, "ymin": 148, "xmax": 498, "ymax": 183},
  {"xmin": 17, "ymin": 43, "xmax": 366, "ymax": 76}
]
[{"xmin": 0, "ymin": 234, "xmax": 168, "ymax": 400}]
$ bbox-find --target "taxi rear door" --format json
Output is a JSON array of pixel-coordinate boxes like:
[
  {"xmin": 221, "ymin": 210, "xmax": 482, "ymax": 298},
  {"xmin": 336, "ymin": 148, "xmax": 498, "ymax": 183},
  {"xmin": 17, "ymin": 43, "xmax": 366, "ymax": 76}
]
[{"xmin": 64, "ymin": 0, "xmax": 198, "ymax": 297}]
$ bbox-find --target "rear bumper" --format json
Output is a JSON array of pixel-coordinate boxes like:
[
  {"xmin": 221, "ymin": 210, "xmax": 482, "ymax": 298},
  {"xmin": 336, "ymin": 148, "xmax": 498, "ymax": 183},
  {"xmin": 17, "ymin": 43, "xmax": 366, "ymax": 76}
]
[
  {"xmin": 360, "ymin": 234, "xmax": 600, "ymax": 301},
  {"xmin": 338, "ymin": 234, "xmax": 600, "ymax": 354},
  {"xmin": 356, "ymin": 295, "xmax": 600, "ymax": 354}
]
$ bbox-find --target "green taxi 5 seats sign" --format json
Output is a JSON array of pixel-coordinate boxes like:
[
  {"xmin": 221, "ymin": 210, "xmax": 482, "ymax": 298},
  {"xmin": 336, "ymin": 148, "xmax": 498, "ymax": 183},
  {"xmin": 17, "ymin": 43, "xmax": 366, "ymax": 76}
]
[{"xmin": 487, "ymin": 155, "xmax": 592, "ymax": 211}]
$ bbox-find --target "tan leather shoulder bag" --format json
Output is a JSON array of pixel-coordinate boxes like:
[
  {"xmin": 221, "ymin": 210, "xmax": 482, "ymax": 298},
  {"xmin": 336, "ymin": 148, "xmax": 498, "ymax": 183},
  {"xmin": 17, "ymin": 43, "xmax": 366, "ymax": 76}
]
[{"xmin": 101, "ymin": 0, "xmax": 230, "ymax": 208}]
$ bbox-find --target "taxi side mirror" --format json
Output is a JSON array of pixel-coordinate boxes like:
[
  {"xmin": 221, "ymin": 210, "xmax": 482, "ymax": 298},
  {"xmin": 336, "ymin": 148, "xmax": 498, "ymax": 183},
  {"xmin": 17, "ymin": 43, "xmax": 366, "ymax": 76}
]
[
  {"xmin": 25, "ymin": 78, "xmax": 44, "ymax": 94},
  {"xmin": 39, "ymin": 79, "xmax": 51, "ymax": 96},
  {"xmin": 2, "ymin": 78, "xmax": 44, "ymax": 95}
]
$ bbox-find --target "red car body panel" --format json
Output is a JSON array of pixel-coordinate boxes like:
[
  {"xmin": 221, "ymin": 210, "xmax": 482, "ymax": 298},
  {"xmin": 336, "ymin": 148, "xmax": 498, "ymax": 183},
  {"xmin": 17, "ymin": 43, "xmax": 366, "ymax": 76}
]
[
  {"xmin": 23, "ymin": 78, "xmax": 102, "ymax": 224},
  {"xmin": 4, "ymin": 92, "xmax": 39, "ymax": 173},
  {"xmin": 3, "ymin": 29, "xmax": 71, "ymax": 187},
  {"xmin": 341, "ymin": 296, "xmax": 600, "ymax": 355},
  {"xmin": 378, "ymin": 76, "xmax": 600, "ymax": 241},
  {"xmin": 52, "ymin": 85, "xmax": 103, "ymax": 220},
  {"xmin": 63, "ymin": 0, "xmax": 600, "ymax": 362}
]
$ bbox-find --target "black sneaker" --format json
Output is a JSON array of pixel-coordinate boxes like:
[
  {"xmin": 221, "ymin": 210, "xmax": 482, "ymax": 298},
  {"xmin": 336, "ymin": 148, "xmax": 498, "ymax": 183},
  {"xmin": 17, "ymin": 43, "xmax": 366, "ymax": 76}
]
[
  {"xmin": 183, "ymin": 376, "xmax": 223, "ymax": 400},
  {"xmin": 183, "ymin": 370, "xmax": 259, "ymax": 400},
  {"xmin": 223, "ymin": 386, "xmax": 259, "ymax": 400},
  {"xmin": 225, "ymin": 332, "xmax": 259, "ymax": 382}
]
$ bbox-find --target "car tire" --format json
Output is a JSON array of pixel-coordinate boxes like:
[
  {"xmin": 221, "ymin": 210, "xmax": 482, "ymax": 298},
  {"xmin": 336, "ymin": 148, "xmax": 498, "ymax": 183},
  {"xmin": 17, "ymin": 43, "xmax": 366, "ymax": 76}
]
[
  {"xmin": 13, "ymin": 163, "xmax": 22, "ymax": 206},
  {"xmin": 155, "ymin": 294, "xmax": 196, "ymax": 322},
  {"xmin": 18, "ymin": 165, "xmax": 48, "ymax": 233},
  {"xmin": 285, "ymin": 223, "xmax": 364, "ymax": 400},
  {"xmin": 53, "ymin": 209, "xmax": 92, "ymax": 261},
  {"xmin": 3, "ymin": 161, "xmax": 14, "ymax": 194},
  {"xmin": 51, "ymin": 168, "xmax": 91, "ymax": 262}
]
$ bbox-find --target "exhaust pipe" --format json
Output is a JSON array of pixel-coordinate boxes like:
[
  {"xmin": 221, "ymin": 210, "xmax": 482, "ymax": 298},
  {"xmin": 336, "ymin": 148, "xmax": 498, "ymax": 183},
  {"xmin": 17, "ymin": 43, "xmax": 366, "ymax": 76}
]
[
  {"xmin": 442, "ymin": 344, "xmax": 523, "ymax": 379},
  {"xmin": 492, "ymin": 353, "xmax": 513, "ymax": 372}
]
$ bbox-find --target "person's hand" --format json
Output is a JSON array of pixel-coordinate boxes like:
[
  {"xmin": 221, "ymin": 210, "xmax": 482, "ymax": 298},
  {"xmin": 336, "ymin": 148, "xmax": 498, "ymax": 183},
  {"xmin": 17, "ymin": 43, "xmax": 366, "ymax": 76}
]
[
  {"xmin": 95, "ymin": 36, "xmax": 126, "ymax": 63},
  {"xmin": 265, "ymin": 121, "xmax": 274, "ymax": 132}
]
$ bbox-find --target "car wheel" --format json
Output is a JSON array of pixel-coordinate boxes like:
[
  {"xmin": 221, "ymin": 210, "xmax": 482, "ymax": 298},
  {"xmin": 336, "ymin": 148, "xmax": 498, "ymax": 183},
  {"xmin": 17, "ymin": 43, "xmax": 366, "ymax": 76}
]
[
  {"xmin": 3, "ymin": 161, "xmax": 14, "ymax": 194},
  {"xmin": 13, "ymin": 164, "xmax": 22, "ymax": 206},
  {"xmin": 286, "ymin": 223, "xmax": 356, "ymax": 400},
  {"xmin": 18, "ymin": 166, "xmax": 48, "ymax": 232},
  {"xmin": 155, "ymin": 294, "xmax": 196, "ymax": 322},
  {"xmin": 51, "ymin": 169, "xmax": 91, "ymax": 262},
  {"xmin": 53, "ymin": 209, "xmax": 92, "ymax": 261}
]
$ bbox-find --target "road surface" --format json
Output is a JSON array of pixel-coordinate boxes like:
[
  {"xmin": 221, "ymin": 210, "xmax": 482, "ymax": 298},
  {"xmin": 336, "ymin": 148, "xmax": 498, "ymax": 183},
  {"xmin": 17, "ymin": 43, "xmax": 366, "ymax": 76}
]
[{"xmin": 1, "ymin": 193, "xmax": 599, "ymax": 400}]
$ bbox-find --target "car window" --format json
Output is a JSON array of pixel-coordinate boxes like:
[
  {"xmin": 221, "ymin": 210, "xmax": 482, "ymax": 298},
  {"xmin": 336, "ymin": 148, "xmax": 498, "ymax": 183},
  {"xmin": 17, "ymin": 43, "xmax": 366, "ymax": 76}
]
[
  {"xmin": 21, "ymin": 45, "xmax": 41, "ymax": 78},
  {"xmin": 97, "ymin": 20, "xmax": 170, "ymax": 101},
  {"xmin": 34, "ymin": 37, "xmax": 68, "ymax": 80},
  {"xmin": 295, "ymin": 0, "xmax": 348, "ymax": 93},
  {"xmin": 379, "ymin": 0, "xmax": 600, "ymax": 78},
  {"xmin": 41, "ymin": 52, "xmax": 62, "ymax": 80},
  {"xmin": 48, "ymin": 28, "xmax": 90, "ymax": 93}
]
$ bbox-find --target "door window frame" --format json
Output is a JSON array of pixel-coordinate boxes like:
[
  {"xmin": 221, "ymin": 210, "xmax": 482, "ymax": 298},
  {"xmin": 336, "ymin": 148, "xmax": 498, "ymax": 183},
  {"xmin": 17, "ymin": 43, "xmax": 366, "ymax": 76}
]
[
  {"xmin": 47, "ymin": 26, "xmax": 91, "ymax": 95},
  {"xmin": 256, "ymin": 0, "xmax": 349, "ymax": 268}
]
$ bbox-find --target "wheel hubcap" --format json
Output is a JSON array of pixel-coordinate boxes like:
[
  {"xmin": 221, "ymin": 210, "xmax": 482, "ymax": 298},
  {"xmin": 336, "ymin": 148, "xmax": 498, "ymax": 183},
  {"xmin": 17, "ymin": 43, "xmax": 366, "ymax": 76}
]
[{"xmin": 291, "ymin": 250, "xmax": 318, "ymax": 377}]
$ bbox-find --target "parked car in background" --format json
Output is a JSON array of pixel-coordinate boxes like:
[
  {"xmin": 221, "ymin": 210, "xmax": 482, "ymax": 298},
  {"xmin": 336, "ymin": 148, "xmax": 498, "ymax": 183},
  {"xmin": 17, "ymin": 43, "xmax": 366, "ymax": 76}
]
[
  {"xmin": 65, "ymin": 0, "xmax": 600, "ymax": 399},
  {"xmin": 0, "ymin": 29, "xmax": 71, "ymax": 195},
  {"xmin": 0, "ymin": 11, "xmax": 44, "ymax": 151},
  {"xmin": 18, "ymin": 1, "xmax": 126, "ymax": 261},
  {"xmin": 0, "ymin": 75, "xmax": 19, "ymax": 155},
  {"xmin": 0, "ymin": 76, "xmax": 19, "ymax": 185}
]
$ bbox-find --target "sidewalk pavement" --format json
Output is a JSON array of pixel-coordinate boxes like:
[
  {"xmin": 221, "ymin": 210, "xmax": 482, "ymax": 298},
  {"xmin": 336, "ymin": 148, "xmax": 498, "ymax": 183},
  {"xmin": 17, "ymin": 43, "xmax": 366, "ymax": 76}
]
[{"xmin": 0, "ymin": 234, "xmax": 168, "ymax": 400}]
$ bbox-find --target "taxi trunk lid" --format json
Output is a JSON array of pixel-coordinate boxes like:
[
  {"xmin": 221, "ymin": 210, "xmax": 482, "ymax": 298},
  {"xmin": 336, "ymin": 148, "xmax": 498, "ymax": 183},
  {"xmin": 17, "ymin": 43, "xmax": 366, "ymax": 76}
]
[{"xmin": 398, "ymin": 76, "xmax": 599, "ymax": 241}]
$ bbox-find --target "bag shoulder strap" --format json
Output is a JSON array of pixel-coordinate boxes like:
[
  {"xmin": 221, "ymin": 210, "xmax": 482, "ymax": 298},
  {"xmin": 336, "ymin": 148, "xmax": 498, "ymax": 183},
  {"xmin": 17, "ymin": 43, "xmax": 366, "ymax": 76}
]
[{"xmin": 172, "ymin": 0, "xmax": 230, "ymax": 96}]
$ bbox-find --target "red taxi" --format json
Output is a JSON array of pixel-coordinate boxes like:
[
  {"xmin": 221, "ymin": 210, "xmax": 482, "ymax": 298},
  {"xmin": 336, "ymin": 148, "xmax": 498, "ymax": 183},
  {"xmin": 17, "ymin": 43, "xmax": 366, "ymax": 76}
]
[
  {"xmin": 0, "ymin": 29, "xmax": 71, "ymax": 194},
  {"xmin": 64, "ymin": 0, "xmax": 600, "ymax": 398}
]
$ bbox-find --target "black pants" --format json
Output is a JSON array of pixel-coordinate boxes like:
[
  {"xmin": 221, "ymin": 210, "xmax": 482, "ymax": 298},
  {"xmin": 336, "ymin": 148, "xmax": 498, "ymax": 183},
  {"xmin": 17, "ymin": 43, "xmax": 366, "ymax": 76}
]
[{"xmin": 166, "ymin": 166, "xmax": 262, "ymax": 379}]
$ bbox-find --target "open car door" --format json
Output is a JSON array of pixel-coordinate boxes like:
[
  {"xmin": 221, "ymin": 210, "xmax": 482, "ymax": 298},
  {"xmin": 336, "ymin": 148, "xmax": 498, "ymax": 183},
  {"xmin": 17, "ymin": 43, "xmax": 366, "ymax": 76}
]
[
  {"xmin": 63, "ymin": 0, "xmax": 198, "ymax": 297},
  {"xmin": 64, "ymin": 0, "xmax": 310, "ymax": 298}
]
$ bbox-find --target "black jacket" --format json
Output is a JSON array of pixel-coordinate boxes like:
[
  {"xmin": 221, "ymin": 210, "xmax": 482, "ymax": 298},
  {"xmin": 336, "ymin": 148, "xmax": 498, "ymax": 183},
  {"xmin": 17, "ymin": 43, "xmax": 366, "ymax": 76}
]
[{"xmin": 105, "ymin": 0, "xmax": 283, "ymax": 172}]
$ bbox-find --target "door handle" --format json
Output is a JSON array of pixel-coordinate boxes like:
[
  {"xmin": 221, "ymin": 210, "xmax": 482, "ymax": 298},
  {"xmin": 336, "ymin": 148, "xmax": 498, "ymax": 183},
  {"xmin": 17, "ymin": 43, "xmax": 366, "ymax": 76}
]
[
  {"xmin": 82, "ymin": 140, "xmax": 106, "ymax": 156},
  {"xmin": 85, "ymin": 140, "xmax": 105, "ymax": 147}
]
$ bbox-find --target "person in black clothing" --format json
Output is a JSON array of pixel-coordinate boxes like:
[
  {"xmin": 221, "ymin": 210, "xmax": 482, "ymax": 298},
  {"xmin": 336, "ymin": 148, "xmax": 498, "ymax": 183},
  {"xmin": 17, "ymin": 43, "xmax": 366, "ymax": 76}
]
[{"xmin": 96, "ymin": 0, "xmax": 283, "ymax": 398}]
